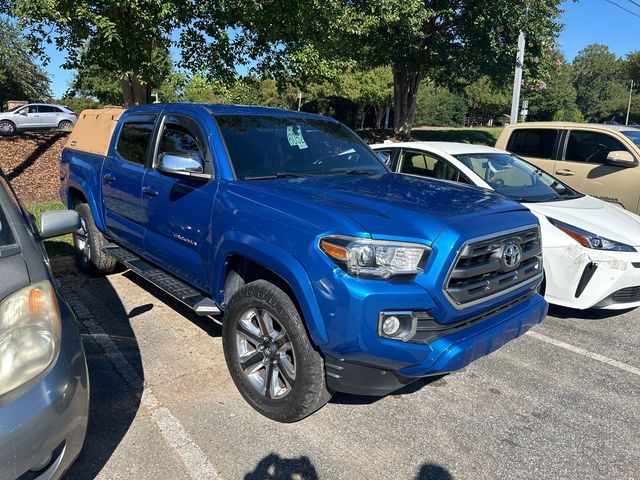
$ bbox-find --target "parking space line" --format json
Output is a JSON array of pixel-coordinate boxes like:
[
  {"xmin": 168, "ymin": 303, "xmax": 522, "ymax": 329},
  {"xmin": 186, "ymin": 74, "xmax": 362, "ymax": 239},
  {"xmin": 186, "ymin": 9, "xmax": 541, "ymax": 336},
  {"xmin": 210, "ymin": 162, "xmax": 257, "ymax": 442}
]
[
  {"xmin": 526, "ymin": 331, "xmax": 640, "ymax": 377},
  {"xmin": 64, "ymin": 290, "xmax": 223, "ymax": 480}
]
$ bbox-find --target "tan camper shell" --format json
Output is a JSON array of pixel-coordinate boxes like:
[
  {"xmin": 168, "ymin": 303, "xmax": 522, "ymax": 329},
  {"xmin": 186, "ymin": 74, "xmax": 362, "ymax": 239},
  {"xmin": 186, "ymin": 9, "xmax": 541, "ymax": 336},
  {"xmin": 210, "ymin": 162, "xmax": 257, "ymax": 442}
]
[
  {"xmin": 496, "ymin": 122, "xmax": 640, "ymax": 213},
  {"xmin": 65, "ymin": 108, "xmax": 125, "ymax": 156}
]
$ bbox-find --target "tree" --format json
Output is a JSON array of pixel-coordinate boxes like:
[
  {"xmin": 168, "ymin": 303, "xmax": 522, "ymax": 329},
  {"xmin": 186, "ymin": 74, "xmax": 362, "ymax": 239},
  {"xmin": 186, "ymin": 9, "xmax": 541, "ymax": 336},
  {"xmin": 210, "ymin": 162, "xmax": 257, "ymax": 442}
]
[
  {"xmin": 0, "ymin": 18, "xmax": 50, "ymax": 110},
  {"xmin": 465, "ymin": 77, "xmax": 510, "ymax": 125},
  {"xmin": 6, "ymin": 0, "xmax": 191, "ymax": 106},
  {"xmin": 572, "ymin": 44, "xmax": 628, "ymax": 122},
  {"xmin": 187, "ymin": 0, "xmax": 562, "ymax": 135},
  {"xmin": 527, "ymin": 52, "xmax": 581, "ymax": 122},
  {"xmin": 415, "ymin": 82, "xmax": 467, "ymax": 127}
]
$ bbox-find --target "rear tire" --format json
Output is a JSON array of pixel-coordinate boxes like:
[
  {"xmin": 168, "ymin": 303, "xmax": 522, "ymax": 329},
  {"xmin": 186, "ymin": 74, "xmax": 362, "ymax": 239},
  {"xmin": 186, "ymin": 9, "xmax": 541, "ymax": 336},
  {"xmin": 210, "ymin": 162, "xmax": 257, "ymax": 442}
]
[
  {"xmin": 73, "ymin": 203, "xmax": 117, "ymax": 275},
  {"xmin": 0, "ymin": 120, "xmax": 16, "ymax": 136},
  {"xmin": 223, "ymin": 280, "xmax": 332, "ymax": 422},
  {"xmin": 58, "ymin": 120, "xmax": 73, "ymax": 131}
]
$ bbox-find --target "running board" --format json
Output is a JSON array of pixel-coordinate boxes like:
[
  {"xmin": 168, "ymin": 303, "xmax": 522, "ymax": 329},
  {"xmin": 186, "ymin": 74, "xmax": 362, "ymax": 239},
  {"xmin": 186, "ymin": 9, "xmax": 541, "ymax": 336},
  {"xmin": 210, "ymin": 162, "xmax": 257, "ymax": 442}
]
[{"xmin": 103, "ymin": 244, "xmax": 220, "ymax": 316}]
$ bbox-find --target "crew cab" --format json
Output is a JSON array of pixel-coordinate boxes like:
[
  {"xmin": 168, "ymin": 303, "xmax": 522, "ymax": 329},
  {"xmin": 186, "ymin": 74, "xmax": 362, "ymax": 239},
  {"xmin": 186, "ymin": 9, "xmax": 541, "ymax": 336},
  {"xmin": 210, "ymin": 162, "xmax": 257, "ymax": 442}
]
[{"xmin": 60, "ymin": 104, "xmax": 547, "ymax": 422}]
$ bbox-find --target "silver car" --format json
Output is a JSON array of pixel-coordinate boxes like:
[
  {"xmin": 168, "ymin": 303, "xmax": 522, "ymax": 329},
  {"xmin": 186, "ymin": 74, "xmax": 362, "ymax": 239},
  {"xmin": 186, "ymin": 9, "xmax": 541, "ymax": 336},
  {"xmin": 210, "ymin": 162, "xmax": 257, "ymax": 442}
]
[
  {"xmin": 0, "ymin": 170, "xmax": 89, "ymax": 479},
  {"xmin": 0, "ymin": 104, "xmax": 77, "ymax": 135}
]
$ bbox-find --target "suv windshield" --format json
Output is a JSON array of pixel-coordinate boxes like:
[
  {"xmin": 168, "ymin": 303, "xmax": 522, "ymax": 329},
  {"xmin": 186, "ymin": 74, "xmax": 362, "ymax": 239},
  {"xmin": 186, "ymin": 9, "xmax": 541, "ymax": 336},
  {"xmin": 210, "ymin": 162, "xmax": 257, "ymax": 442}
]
[
  {"xmin": 455, "ymin": 152, "xmax": 580, "ymax": 203},
  {"xmin": 623, "ymin": 130, "xmax": 640, "ymax": 147},
  {"xmin": 215, "ymin": 115, "xmax": 387, "ymax": 179}
]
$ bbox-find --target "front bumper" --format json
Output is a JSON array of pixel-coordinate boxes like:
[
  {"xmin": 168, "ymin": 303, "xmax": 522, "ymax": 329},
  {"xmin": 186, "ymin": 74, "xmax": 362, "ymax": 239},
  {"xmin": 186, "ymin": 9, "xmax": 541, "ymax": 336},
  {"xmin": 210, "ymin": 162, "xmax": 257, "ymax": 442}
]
[
  {"xmin": 0, "ymin": 297, "xmax": 89, "ymax": 480},
  {"xmin": 543, "ymin": 246, "xmax": 640, "ymax": 310},
  {"xmin": 324, "ymin": 291, "xmax": 547, "ymax": 395}
]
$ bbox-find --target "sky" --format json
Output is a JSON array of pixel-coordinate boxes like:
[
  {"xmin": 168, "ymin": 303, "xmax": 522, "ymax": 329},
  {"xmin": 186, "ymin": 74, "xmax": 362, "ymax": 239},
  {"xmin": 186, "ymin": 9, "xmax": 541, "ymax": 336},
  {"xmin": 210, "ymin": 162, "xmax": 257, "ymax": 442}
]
[{"xmin": 39, "ymin": 0, "xmax": 640, "ymax": 98}]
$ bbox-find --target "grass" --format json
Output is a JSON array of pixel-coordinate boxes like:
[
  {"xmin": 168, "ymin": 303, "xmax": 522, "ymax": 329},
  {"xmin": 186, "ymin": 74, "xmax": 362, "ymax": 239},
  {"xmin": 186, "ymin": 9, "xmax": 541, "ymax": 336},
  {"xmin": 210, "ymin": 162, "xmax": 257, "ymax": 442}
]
[
  {"xmin": 27, "ymin": 201, "xmax": 75, "ymax": 257},
  {"xmin": 411, "ymin": 126, "xmax": 503, "ymax": 146}
]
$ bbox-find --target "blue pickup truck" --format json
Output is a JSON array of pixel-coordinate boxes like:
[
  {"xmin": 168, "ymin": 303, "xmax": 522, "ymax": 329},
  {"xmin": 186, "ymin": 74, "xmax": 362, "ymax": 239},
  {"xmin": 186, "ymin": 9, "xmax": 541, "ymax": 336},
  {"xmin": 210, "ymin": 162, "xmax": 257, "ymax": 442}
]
[{"xmin": 60, "ymin": 103, "xmax": 547, "ymax": 422}]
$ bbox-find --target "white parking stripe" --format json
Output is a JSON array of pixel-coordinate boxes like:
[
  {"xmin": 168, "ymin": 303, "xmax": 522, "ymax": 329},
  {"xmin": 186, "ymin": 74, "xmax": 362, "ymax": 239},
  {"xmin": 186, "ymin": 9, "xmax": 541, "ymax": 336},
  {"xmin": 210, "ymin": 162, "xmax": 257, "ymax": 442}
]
[
  {"xmin": 65, "ymin": 291, "xmax": 222, "ymax": 480},
  {"xmin": 526, "ymin": 331, "xmax": 640, "ymax": 377}
]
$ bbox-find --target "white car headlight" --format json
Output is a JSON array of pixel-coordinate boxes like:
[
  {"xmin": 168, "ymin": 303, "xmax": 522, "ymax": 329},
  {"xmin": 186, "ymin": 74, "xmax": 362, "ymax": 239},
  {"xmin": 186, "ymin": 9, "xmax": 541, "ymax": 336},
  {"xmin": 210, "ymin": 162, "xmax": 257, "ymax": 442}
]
[
  {"xmin": 548, "ymin": 218, "xmax": 636, "ymax": 252},
  {"xmin": 319, "ymin": 235, "xmax": 430, "ymax": 279},
  {"xmin": 0, "ymin": 281, "xmax": 62, "ymax": 397}
]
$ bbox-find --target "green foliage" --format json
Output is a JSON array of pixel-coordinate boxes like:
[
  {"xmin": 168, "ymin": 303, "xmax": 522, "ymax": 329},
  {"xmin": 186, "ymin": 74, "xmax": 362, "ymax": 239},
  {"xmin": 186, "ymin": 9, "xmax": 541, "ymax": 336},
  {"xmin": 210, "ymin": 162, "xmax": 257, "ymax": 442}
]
[
  {"xmin": 27, "ymin": 201, "xmax": 73, "ymax": 257},
  {"xmin": 0, "ymin": 18, "xmax": 50, "ymax": 110},
  {"xmin": 55, "ymin": 96, "xmax": 100, "ymax": 113},
  {"xmin": 571, "ymin": 44, "xmax": 628, "ymax": 122},
  {"xmin": 415, "ymin": 82, "xmax": 468, "ymax": 127},
  {"xmin": 464, "ymin": 77, "xmax": 510, "ymax": 124}
]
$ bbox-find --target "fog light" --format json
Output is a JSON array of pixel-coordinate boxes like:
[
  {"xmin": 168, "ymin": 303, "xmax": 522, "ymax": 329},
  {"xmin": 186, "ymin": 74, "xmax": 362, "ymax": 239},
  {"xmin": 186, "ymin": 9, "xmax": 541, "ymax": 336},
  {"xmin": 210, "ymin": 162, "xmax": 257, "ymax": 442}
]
[
  {"xmin": 378, "ymin": 311, "xmax": 418, "ymax": 342},
  {"xmin": 382, "ymin": 316, "xmax": 400, "ymax": 335}
]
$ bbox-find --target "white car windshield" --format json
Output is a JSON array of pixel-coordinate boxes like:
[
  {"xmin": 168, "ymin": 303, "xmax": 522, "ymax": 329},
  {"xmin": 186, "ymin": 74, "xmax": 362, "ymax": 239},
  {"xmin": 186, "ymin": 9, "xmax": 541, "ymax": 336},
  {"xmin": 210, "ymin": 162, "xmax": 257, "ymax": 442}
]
[{"xmin": 455, "ymin": 152, "xmax": 581, "ymax": 203}]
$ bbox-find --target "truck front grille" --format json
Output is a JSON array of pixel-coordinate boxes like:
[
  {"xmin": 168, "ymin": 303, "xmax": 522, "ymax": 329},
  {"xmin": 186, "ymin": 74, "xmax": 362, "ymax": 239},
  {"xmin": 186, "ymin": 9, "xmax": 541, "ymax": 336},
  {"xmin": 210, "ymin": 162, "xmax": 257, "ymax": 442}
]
[{"xmin": 445, "ymin": 226, "xmax": 543, "ymax": 308}]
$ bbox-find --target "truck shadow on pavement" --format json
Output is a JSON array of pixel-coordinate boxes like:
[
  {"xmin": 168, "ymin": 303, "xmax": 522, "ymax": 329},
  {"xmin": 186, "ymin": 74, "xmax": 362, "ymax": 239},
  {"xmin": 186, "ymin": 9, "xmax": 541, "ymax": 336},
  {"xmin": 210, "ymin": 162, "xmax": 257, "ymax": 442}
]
[
  {"xmin": 331, "ymin": 374, "xmax": 447, "ymax": 406},
  {"xmin": 244, "ymin": 453, "xmax": 452, "ymax": 480},
  {"xmin": 62, "ymin": 274, "xmax": 145, "ymax": 479}
]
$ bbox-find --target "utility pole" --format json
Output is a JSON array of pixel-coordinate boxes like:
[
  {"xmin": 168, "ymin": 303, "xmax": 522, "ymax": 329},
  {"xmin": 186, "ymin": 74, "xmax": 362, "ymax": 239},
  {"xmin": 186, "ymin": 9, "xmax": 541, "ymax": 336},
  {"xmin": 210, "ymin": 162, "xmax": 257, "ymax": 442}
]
[
  {"xmin": 509, "ymin": 30, "xmax": 526, "ymax": 124},
  {"xmin": 297, "ymin": 91, "xmax": 303, "ymax": 111},
  {"xmin": 626, "ymin": 80, "xmax": 634, "ymax": 125}
]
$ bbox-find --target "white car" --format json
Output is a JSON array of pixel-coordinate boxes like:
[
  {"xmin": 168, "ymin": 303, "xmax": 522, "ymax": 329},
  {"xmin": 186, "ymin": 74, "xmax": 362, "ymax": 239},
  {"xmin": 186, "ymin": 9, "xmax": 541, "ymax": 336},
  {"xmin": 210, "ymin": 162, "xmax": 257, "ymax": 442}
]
[
  {"xmin": 0, "ymin": 103, "xmax": 77, "ymax": 135},
  {"xmin": 371, "ymin": 141, "xmax": 640, "ymax": 310}
]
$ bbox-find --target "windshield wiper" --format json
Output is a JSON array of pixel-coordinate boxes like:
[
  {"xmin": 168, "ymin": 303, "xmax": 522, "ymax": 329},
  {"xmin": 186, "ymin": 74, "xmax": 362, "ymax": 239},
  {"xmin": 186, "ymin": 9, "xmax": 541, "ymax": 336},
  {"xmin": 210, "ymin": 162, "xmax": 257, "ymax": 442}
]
[
  {"xmin": 245, "ymin": 172, "xmax": 310, "ymax": 180},
  {"xmin": 333, "ymin": 169, "xmax": 378, "ymax": 176}
]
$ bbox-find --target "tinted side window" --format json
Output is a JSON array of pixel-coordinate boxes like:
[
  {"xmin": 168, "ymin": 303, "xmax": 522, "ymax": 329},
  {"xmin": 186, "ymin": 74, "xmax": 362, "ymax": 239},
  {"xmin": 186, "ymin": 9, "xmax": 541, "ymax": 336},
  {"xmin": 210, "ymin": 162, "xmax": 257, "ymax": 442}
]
[
  {"xmin": 157, "ymin": 117, "xmax": 206, "ymax": 162},
  {"xmin": 116, "ymin": 121, "xmax": 155, "ymax": 165},
  {"xmin": 507, "ymin": 129, "xmax": 557, "ymax": 159},
  {"xmin": 400, "ymin": 151, "xmax": 460, "ymax": 182},
  {"xmin": 38, "ymin": 105, "xmax": 56, "ymax": 113},
  {"xmin": 565, "ymin": 130, "xmax": 628, "ymax": 164},
  {"xmin": 27, "ymin": 105, "xmax": 38, "ymax": 114}
]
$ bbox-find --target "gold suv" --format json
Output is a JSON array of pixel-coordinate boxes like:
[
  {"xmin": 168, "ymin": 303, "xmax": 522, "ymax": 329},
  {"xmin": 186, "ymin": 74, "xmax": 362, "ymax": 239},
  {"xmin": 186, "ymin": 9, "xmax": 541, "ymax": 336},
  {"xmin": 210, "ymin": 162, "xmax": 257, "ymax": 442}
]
[{"xmin": 496, "ymin": 122, "xmax": 640, "ymax": 213}]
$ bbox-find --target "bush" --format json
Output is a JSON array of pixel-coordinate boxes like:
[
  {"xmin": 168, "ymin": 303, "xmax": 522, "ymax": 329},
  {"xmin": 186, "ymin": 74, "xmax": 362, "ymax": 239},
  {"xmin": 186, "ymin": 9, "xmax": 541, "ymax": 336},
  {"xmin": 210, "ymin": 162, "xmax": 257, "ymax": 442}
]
[{"xmin": 415, "ymin": 83, "xmax": 468, "ymax": 127}]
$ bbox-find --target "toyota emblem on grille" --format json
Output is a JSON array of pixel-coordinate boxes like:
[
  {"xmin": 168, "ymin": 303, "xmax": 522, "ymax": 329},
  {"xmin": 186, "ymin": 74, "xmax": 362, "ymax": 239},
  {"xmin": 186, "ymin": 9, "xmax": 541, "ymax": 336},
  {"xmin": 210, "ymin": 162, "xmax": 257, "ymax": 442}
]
[{"xmin": 501, "ymin": 241, "xmax": 522, "ymax": 270}]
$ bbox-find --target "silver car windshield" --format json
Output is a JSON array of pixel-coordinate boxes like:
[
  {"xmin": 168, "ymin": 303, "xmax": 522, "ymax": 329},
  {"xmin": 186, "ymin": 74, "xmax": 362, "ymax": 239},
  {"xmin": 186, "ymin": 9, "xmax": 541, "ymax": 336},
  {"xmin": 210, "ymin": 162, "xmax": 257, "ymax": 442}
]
[{"xmin": 455, "ymin": 152, "xmax": 581, "ymax": 203}]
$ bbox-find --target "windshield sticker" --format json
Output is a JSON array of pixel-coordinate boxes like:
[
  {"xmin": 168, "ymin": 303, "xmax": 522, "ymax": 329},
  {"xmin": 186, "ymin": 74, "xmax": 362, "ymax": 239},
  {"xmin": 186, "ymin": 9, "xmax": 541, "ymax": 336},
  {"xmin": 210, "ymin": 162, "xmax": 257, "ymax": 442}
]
[{"xmin": 287, "ymin": 125, "xmax": 308, "ymax": 149}]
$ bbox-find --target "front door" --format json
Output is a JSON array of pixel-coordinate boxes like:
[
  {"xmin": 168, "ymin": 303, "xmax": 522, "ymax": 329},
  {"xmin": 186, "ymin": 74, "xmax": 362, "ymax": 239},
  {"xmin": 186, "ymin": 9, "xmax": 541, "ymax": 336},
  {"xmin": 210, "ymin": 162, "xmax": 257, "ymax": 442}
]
[
  {"xmin": 14, "ymin": 105, "xmax": 40, "ymax": 128},
  {"xmin": 102, "ymin": 113, "xmax": 157, "ymax": 252},
  {"xmin": 559, "ymin": 129, "xmax": 639, "ymax": 211},
  {"xmin": 142, "ymin": 113, "xmax": 217, "ymax": 292},
  {"xmin": 505, "ymin": 127, "xmax": 560, "ymax": 176}
]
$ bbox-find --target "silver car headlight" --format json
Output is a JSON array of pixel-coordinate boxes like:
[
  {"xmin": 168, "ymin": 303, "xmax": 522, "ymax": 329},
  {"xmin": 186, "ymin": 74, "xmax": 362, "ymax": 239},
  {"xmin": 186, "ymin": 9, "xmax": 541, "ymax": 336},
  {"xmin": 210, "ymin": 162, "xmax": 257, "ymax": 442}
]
[
  {"xmin": 0, "ymin": 281, "xmax": 62, "ymax": 397},
  {"xmin": 548, "ymin": 218, "xmax": 636, "ymax": 252},
  {"xmin": 319, "ymin": 235, "xmax": 430, "ymax": 279}
]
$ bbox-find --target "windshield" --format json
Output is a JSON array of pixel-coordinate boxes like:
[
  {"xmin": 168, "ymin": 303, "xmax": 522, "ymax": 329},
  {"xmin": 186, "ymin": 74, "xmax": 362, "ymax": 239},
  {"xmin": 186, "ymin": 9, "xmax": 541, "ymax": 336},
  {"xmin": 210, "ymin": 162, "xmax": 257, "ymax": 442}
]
[
  {"xmin": 623, "ymin": 130, "xmax": 640, "ymax": 147},
  {"xmin": 454, "ymin": 152, "xmax": 580, "ymax": 202},
  {"xmin": 215, "ymin": 115, "xmax": 387, "ymax": 179}
]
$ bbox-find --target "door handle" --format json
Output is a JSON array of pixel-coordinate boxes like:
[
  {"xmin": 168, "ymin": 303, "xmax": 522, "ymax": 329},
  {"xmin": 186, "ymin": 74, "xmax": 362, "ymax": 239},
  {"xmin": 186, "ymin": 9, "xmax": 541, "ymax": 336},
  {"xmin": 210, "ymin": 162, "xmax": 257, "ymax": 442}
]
[
  {"xmin": 142, "ymin": 186, "xmax": 159, "ymax": 197},
  {"xmin": 103, "ymin": 173, "xmax": 115, "ymax": 183},
  {"xmin": 554, "ymin": 169, "xmax": 575, "ymax": 176}
]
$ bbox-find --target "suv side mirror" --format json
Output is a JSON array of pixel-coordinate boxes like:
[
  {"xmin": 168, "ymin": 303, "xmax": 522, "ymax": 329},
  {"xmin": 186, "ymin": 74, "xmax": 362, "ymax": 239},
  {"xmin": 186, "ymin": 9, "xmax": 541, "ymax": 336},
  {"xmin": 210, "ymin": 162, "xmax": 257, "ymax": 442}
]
[
  {"xmin": 40, "ymin": 210, "xmax": 81, "ymax": 239},
  {"xmin": 606, "ymin": 150, "xmax": 637, "ymax": 167},
  {"xmin": 157, "ymin": 152, "xmax": 210, "ymax": 180}
]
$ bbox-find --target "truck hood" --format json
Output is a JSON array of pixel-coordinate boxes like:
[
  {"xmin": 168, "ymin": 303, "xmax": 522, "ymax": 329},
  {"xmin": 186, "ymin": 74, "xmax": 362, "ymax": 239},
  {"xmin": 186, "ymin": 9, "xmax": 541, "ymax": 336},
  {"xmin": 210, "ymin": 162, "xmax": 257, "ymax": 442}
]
[
  {"xmin": 525, "ymin": 195, "xmax": 640, "ymax": 247},
  {"xmin": 234, "ymin": 173, "xmax": 528, "ymax": 242}
]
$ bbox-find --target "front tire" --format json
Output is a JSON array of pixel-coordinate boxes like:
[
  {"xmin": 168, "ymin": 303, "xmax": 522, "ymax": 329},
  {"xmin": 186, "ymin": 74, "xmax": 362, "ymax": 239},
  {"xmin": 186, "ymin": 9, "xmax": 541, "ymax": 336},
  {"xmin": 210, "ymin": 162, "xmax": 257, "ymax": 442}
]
[
  {"xmin": 223, "ymin": 280, "xmax": 332, "ymax": 422},
  {"xmin": 0, "ymin": 120, "xmax": 16, "ymax": 136},
  {"xmin": 58, "ymin": 120, "xmax": 74, "ymax": 131},
  {"xmin": 73, "ymin": 203, "xmax": 117, "ymax": 275}
]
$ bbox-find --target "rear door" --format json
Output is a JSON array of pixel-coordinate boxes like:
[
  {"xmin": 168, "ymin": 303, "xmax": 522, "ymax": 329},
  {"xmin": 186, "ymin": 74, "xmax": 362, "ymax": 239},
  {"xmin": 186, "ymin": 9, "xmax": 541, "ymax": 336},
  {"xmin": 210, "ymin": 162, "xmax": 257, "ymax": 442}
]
[
  {"xmin": 102, "ymin": 113, "xmax": 157, "ymax": 252},
  {"xmin": 142, "ymin": 113, "xmax": 216, "ymax": 291},
  {"xmin": 36, "ymin": 105, "xmax": 59, "ymax": 127},
  {"xmin": 505, "ymin": 128, "xmax": 560, "ymax": 176},
  {"xmin": 558, "ymin": 129, "xmax": 639, "ymax": 211}
]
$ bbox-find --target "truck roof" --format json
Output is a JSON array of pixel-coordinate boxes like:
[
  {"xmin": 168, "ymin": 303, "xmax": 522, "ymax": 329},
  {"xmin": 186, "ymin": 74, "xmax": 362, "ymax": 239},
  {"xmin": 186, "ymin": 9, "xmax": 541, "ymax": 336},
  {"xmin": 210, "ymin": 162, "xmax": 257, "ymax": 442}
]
[{"xmin": 65, "ymin": 103, "xmax": 337, "ymax": 157}]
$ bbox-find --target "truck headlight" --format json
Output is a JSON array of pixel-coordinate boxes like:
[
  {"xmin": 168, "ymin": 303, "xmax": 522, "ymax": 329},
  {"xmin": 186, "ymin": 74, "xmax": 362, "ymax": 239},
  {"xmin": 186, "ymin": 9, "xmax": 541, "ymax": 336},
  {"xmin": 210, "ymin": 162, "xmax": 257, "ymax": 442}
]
[
  {"xmin": 319, "ymin": 235, "xmax": 430, "ymax": 279},
  {"xmin": 548, "ymin": 218, "xmax": 636, "ymax": 252},
  {"xmin": 0, "ymin": 281, "xmax": 62, "ymax": 397}
]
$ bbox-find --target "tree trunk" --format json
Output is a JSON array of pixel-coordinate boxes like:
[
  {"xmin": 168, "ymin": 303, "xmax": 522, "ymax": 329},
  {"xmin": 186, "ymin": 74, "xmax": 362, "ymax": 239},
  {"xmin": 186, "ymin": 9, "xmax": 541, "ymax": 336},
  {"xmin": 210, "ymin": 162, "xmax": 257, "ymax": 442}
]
[
  {"xmin": 393, "ymin": 67, "xmax": 423, "ymax": 137},
  {"xmin": 120, "ymin": 74, "xmax": 150, "ymax": 107}
]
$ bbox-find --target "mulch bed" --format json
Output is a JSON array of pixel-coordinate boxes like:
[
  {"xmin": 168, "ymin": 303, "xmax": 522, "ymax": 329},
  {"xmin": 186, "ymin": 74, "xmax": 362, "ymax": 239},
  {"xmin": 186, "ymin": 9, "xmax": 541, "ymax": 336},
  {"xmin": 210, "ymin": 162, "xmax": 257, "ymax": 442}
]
[{"xmin": 0, "ymin": 131, "xmax": 69, "ymax": 204}]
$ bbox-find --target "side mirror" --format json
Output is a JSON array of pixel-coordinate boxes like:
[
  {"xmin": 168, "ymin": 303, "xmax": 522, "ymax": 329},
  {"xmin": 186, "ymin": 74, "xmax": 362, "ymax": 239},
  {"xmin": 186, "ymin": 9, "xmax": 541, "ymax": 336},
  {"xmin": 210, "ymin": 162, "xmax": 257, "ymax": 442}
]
[
  {"xmin": 606, "ymin": 150, "xmax": 637, "ymax": 167},
  {"xmin": 377, "ymin": 152, "xmax": 391, "ymax": 166},
  {"xmin": 19, "ymin": 111, "xmax": 28, "ymax": 116},
  {"xmin": 40, "ymin": 210, "xmax": 81, "ymax": 239},
  {"xmin": 157, "ymin": 152, "xmax": 209, "ymax": 179}
]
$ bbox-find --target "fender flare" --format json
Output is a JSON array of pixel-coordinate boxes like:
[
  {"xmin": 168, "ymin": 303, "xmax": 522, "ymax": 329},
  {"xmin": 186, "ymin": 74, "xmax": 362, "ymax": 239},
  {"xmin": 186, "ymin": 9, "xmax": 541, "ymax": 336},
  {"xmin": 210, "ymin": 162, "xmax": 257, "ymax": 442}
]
[
  {"xmin": 64, "ymin": 178, "xmax": 107, "ymax": 233},
  {"xmin": 213, "ymin": 232, "xmax": 329, "ymax": 347}
]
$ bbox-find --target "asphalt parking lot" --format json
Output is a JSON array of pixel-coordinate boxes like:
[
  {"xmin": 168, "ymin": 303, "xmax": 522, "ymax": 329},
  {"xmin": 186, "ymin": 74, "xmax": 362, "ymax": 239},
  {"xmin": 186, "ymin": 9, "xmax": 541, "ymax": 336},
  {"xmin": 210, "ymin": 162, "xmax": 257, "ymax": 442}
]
[{"xmin": 59, "ymin": 270, "xmax": 640, "ymax": 480}]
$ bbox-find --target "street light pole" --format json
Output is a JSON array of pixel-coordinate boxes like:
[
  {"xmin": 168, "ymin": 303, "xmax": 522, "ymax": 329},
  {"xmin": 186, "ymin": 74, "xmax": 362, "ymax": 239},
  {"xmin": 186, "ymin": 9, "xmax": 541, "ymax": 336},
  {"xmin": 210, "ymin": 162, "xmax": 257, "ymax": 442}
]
[
  {"xmin": 509, "ymin": 30, "xmax": 526, "ymax": 124},
  {"xmin": 626, "ymin": 80, "xmax": 634, "ymax": 125}
]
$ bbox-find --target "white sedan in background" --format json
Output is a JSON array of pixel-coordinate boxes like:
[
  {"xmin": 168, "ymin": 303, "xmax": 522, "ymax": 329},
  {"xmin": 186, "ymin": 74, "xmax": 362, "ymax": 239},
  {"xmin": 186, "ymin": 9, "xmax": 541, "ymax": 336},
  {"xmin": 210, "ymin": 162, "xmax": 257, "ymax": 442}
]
[{"xmin": 371, "ymin": 141, "xmax": 640, "ymax": 310}]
